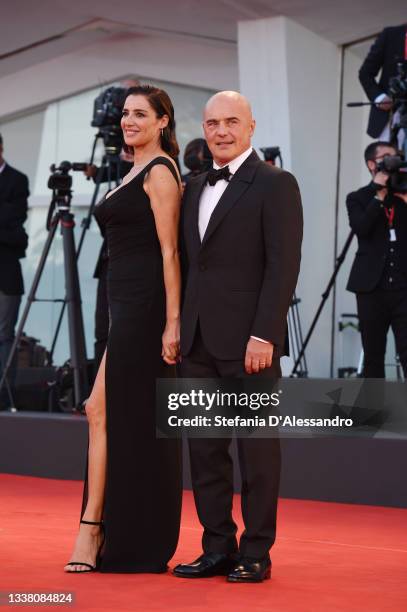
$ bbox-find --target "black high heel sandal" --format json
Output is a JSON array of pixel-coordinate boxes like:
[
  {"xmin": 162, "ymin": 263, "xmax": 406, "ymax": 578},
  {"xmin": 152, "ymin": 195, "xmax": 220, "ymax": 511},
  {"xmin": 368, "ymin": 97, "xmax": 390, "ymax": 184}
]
[{"xmin": 64, "ymin": 519, "xmax": 105, "ymax": 573}]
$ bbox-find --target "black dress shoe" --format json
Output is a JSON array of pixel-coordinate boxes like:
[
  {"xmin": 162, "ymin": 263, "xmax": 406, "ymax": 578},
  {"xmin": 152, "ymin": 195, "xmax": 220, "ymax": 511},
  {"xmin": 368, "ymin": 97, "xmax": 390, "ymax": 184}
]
[
  {"xmin": 227, "ymin": 557, "xmax": 271, "ymax": 583},
  {"xmin": 173, "ymin": 552, "xmax": 237, "ymax": 578}
]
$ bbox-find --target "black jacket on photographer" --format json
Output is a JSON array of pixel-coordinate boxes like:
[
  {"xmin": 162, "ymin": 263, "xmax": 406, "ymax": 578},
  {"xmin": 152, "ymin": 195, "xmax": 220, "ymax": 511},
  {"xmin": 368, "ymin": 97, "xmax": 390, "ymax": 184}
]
[
  {"xmin": 0, "ymin": 163, "xmax": 29, "ymax": 295},
  {"xmin": 359, "ymin": 24, "xmax": 407, "ymax": 138},
  {"xmin": 346, "ymin": 183, "xmax": 407, "ymax": 293}
]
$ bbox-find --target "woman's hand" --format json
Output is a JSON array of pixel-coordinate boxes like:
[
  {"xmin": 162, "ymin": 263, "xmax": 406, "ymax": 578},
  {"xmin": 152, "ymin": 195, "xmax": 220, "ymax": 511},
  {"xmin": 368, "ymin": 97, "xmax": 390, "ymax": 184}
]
[{"xmin": 162, "ymin": 319, "xmax": 180, "ymax": 364}]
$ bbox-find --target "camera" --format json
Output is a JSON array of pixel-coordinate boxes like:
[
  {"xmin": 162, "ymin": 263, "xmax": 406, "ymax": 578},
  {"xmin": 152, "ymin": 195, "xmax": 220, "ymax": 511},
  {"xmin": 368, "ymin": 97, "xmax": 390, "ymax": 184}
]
[
  {"xmin": 91, "ymin": 86, "xmax": 127, "ymax": 154},
  {"xmin": 260, "ymin": 146, "xmax": 282, "ymax": 166},
  {"xmin": 389, "ymin": 60, "xmax": 407, "ymax": 141},
  {"xmin": 48, "ymin": 161, "xmax": 73, "ymax": 193},
  {"xmin": 92, "ymin": 87, "xmax": 126, "ymax": 129},
  {"xmin": 376, "ymin": 154, "xmax": 407, "ymax": 193},
  {"xmin": 48, "ymin": 161, "xmax": 88, "ymax": 194},
  {"xmin": 388, "ymin": 60, "xmax": 407, "ymax": 105}
]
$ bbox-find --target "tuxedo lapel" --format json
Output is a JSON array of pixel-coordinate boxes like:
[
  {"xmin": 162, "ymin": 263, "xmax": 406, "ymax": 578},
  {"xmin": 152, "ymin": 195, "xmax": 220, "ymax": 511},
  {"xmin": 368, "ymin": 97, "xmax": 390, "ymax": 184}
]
[
  {"xmin": 0, "ymin": 166, "xmax": 13, "ymax": 201},
  {"xmin": 201, "ymin": 150, "xmax": 260, "ymax": 247},
  {"xmin": 185, "ymin": 172, "xmax": 207, "ymax": 252},
  {"xmin": 0, "ymin": 165, "xmax": 10, "ymax": 187}
]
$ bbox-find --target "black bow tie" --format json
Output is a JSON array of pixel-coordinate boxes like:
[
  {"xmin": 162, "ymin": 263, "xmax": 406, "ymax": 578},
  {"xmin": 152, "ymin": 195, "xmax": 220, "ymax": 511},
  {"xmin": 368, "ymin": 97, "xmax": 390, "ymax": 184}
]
[{"xmin": 206, "ymin": 166, "xmax": 231, "ymax": 186}]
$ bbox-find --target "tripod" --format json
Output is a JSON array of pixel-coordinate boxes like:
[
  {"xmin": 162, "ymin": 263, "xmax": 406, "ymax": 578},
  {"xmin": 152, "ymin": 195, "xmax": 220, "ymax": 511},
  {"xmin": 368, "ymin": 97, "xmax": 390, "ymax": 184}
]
[
  {"xmin": 0, "ymin": 178, "xmax": 89, "ymax": 409},
  {"xmin": 291, "ymin": 230, "xmax": 355, "ymax": 377},
  {"xmin": 0, "ymin": 130, "xmax": 123, "ymax": 410},
  {"xmin": 288, "ymin": 294, "xmax": 308, "ymax": 376}
]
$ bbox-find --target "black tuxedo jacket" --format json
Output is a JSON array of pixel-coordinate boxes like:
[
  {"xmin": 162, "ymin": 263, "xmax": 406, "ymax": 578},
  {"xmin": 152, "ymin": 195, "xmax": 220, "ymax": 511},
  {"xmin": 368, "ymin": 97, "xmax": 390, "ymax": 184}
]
[
  {"xmin": 359, "ymin": 24, "xmax": 406, "ymax": 138},
  {"xmin": 0, "ymin": 164, "xmax": 29, "ymax": 295},
  {"xmin": 180, "ymin": 151, "xmax": 303, "ymax": 360},
  {"xmin": 346, "ymin": 183, "xmax": 407, "ymax": 293}
]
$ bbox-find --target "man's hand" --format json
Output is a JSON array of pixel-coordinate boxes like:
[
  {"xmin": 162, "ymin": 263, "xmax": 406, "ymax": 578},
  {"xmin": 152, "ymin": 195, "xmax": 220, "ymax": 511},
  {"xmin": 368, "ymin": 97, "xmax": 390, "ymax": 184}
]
[
  {"xmin": 83, "ymin": 164, "xmax": 97, "ymax": 179},
  {"xmin": 376, "ymin": 95, "xmax": 393, "ymax": 112},
  {"xmin": 394, "ymin": 192, "xmax": 407, "ymax": 204},
  {"xmin": 245, "ymin": 338, "xmax": 273, "ymax": 374},
  {"xmin": 373, "ymin": 171, "xmax": 390, "ymax": 201}
]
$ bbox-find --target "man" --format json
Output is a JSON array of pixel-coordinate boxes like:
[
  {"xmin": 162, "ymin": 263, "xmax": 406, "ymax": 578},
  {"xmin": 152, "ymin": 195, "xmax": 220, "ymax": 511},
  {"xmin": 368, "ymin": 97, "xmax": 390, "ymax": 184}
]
[
  {"xmin": 174, "ymin": 92, "xmax": 303, "ymax": 583},
  {"xmin": 0, "ymin": 133, "xmax": 29, "ymax": 409},
  {"xmin": 346, "ymin": 141, "xmax": 407, "ymax": 378},
  {"xmin": 359, "ymin": 24, "xmax": 407, "ymax": 142}
]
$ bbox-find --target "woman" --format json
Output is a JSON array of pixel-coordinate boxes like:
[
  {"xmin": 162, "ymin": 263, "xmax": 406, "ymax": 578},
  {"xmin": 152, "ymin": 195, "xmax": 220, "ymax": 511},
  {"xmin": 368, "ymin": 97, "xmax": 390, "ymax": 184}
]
[{"xmin": 64, "ymin": 85, "xmax": 182, "ymax": 573}]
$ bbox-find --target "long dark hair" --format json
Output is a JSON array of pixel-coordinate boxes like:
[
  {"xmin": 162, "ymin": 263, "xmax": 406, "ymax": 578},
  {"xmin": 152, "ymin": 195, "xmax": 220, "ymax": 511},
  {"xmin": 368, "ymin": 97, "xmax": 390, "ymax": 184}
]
[{"xmin": 123, "ymin": 85, "xmax": 179, "ymax": 158}]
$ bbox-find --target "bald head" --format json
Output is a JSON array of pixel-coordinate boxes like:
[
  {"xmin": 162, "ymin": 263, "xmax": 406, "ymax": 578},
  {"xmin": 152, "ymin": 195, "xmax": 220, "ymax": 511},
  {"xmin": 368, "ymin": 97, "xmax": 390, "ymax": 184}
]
[
  {"xmin": 203, "ymin": 90, "xmax": 255, "ymax": 166},
  {"xmin": 204, "ymin": 91, "xmax": 253, "ymax": 119}
]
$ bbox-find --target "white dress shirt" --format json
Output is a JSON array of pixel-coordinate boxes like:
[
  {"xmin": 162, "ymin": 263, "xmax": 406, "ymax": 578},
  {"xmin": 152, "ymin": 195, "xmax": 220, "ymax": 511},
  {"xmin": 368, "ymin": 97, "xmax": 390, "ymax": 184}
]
[
  {"xmin": 0, "ymin": 161, "xmax": 6, "ymax": 174},
  {"xmin": 198, "ymin": 146, "xmax": 253, "ymax": 241},
  {"xmin": 198, "ymin": 146, "xmax": 269, "ymax": 345}
]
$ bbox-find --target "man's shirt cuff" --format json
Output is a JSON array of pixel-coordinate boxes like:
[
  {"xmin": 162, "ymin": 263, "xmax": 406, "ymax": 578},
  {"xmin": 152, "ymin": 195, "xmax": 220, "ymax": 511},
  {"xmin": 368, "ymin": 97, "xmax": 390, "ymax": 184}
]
[
  {"xmin": 250, "ymin": 335, "xmax": 270, "ymax": 344},
  {"xmin": 374, "ymin": 93, "xmax": 387, "ymax": 103}
]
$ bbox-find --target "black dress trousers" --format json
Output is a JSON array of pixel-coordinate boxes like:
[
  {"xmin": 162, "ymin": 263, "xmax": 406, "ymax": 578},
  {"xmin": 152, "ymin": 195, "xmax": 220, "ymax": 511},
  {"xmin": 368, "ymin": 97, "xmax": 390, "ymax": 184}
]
[
  {"xmin": 357, "ymin": 288, "xmax": 407, "ymax": 378},
  {"xmin": 180, "ymin": 325, "xmax": 281, "ymax": 559}
]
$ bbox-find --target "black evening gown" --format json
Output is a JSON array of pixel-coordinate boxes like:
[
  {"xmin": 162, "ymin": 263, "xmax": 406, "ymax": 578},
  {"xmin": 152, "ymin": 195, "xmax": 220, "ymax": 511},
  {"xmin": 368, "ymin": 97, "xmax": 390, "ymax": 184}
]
[{"xmin": 91, "ymin": 156, "xmax": 182, "ymax": 573}]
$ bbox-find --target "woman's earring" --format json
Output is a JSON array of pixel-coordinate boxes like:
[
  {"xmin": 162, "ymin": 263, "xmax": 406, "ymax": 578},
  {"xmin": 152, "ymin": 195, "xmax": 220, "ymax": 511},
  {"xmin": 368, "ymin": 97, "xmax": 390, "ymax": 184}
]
[{"xmin": 161, "ymin": 128, "xmax": 164, "ymax": 137}]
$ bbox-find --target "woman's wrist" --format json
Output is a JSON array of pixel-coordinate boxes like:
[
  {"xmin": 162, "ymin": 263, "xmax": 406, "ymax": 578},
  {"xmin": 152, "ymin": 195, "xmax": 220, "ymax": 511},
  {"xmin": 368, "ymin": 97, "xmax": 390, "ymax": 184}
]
[{"xmin": 166, "ymin": 315, "xmax": 180, "ymax": 325}]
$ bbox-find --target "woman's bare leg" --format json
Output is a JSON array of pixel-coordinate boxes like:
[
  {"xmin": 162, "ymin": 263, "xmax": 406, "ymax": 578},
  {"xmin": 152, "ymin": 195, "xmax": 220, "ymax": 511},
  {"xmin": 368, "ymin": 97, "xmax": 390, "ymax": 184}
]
[{"xmin": 64, "ymin": 351, "xmax": 107, "ymax": 572}]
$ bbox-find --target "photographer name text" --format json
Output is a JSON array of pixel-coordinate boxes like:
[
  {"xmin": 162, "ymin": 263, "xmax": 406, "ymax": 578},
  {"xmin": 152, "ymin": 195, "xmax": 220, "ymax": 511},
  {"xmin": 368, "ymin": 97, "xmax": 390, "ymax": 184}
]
[{"xmin": 167, "ymin": 415, "xmax": 354, "ymax": 428}]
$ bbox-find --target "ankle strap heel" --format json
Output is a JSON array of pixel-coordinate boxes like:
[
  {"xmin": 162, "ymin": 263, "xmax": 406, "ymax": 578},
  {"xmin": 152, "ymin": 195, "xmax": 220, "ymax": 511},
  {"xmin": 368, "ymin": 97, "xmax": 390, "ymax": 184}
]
[{"xmin": 64, "ymin": 520, "xmax": 105, "ymax": 573}]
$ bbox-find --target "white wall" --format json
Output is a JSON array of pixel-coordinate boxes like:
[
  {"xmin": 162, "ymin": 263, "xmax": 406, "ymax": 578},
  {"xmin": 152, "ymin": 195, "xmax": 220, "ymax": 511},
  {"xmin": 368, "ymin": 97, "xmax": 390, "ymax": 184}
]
[
  {"xmin": 239, "ymin": 17, "xmax": 341, "ymax": 377},
  {"xmin": 334, "ymin": 46, "xmax": 370, "ymax": 376}
]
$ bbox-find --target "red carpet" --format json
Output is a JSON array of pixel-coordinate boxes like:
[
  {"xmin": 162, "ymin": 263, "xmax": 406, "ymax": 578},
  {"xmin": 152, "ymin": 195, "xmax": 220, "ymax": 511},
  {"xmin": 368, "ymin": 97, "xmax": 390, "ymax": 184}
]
[{"xmin": 0, "ymin": 474, "xmax": 406, "ymax": 611}]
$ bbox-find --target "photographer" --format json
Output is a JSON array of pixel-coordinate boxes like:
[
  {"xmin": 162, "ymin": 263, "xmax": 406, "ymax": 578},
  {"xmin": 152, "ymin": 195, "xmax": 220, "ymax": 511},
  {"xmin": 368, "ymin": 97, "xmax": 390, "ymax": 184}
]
[
  {"xmin": 0, "ymin": 133, "xmax": 29, "ymax": 408},
  {"xmin": 346, "ymin": 141, "xmax": 407, "ymax": 378},
  {"xmin": 359, "ymin": 24, "xmax": 406, "ymax": 143}
]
